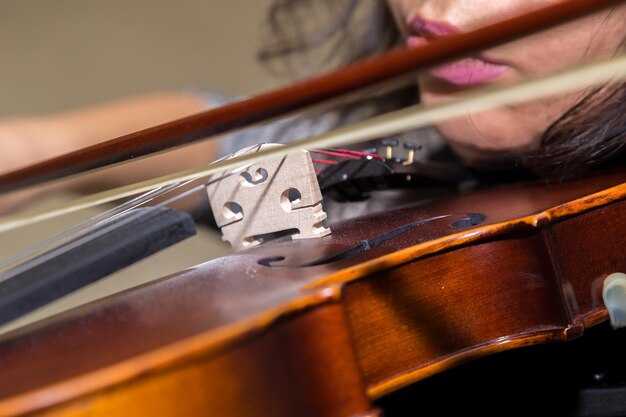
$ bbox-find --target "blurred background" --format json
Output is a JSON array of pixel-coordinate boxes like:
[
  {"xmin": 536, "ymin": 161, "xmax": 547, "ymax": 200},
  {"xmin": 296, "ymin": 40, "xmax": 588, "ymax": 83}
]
[
  {"xmin": 0, "ymin": 0, "xmax": 286, "ymax": 333},
  {"xmin": 0, "ymin": 0, "xmax": 280, "ymax": 115}
]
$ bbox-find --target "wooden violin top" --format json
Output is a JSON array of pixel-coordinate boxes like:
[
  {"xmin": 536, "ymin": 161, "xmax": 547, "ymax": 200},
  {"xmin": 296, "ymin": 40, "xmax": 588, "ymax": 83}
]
[{"xmin": 0, "ymin": 169, "xmax": 624, "ymax": 417}]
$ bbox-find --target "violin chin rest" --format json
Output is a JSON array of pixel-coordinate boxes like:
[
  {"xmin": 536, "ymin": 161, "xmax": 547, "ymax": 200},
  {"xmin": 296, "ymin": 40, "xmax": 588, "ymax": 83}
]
[{"xmin": 0, "ymin": 207, "xmax": 197, "ymax": 326}]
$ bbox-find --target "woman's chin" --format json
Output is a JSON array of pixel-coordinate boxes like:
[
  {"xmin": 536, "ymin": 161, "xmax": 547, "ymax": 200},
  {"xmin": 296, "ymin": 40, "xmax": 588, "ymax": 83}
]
[{"xmin": 445, "ymin": 137, "xmax": 540, "ymax": 167}]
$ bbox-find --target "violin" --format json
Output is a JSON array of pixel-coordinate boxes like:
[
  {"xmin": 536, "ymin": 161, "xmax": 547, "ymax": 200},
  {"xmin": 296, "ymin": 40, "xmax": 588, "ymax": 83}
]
[
  {"xmin": 0, "ymin": 1, "xmax": 624, "ymax": 416},
  {"xmin": 0, "ymin": 168, "xmax": 624, "ymax": 417}
]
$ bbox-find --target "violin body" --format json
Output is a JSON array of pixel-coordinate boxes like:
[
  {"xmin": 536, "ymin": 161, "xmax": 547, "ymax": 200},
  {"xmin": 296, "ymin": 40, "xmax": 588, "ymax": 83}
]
[{"xmin": 0, "ymin": 169, "xmax": 624, "ymax": 417}]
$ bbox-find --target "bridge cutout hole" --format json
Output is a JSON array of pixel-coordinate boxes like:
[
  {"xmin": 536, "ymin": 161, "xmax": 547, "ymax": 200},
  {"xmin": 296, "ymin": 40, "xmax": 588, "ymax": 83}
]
[
  {"xmin": 281, "ymin": 188, "xmax": 302, "ymax": 212},
  {"xmin": 223, "ymin": 201, "xmax": 244, "ymax": 221}
]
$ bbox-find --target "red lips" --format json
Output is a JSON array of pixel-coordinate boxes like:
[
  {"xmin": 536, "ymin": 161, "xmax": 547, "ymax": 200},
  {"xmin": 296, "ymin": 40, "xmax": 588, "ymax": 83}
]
[{"xmin": 407, "ymin": 16, "xmax": 510, "ymax": 86}]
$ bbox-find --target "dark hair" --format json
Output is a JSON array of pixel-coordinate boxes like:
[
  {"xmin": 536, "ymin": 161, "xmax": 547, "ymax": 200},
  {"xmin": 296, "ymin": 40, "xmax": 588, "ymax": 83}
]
[
  {"xmin": 258, "ymin": 0, "xmax": 625, "ymax": 180},
  {"xmin": 258, "ymin": 0, "xmax": 400, "ymax": 78},
  {"xmin": 523, "ymin": 83, "xmax": 626, "ymax": 178}
]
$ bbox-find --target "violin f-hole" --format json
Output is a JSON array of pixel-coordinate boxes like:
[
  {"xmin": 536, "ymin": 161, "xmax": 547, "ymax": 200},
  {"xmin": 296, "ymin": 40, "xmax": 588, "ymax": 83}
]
[{"xmin": 258, "ymin": 212, "xmax": 486, "ymax": 269}]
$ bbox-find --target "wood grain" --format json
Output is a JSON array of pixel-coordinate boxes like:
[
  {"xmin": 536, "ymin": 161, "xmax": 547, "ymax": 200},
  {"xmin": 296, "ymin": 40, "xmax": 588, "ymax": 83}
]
[
  {"xmin": 344, "ymin": 203, "xmax": 626, "ymax": 397},
  {"xmin": 14, "ymin": 305, "xmax": 374, "ymax": 417},
  {"xmin": 0, "ymin": 170, "xmax": 624, "ymax": 416}
]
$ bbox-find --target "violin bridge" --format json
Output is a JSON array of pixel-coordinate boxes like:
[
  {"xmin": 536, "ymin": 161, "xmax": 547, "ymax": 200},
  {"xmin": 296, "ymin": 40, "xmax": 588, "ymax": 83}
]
[{"xmin": 206, "ymin": 143, "xmax": 331, "ymax": 251}]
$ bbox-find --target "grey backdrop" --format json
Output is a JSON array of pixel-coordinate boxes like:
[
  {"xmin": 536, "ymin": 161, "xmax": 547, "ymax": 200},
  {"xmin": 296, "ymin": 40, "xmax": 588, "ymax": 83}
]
[
  {"xmin": 0, "ymin": 0, "xmax": 280, "ymax": 116},
  {"xmin": 0, "ymin": 0, "xmax": 286, "ymax": 333}
]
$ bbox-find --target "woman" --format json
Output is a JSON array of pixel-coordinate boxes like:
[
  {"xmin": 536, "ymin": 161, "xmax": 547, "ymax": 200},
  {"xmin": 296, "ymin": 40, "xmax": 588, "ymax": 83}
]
[
  {"xmin": 257, "ymin": 0, "xmax": 626, "ymax": 178},
  {"xmin": 0, "ymin": 0, "xmax": 624, "ymax": 204}
]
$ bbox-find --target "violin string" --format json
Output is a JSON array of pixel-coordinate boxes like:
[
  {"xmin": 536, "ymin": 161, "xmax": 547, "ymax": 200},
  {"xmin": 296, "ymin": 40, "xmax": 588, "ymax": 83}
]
[
  {"xmin": 0, "ymin": 167, "xmax": 246, "ymax": 280},
  {"xmin": 312, "ymin": 158, "xmax": 340, "ymax": 166},
  {"xmin": 334, "ymin": 149, "xmax": 384, "ymax": 160},
  {"xmin": 310, "ymin": 148, "xmax": 384, "ymax": 172},
  {"xmin": 0, "ymin": 181, "xmax": 190, "ymax": 277},
  {"xmin": 0, "ymin": 0, "xmax": 619, "ymax": 196},
  {"xmin": 310, "ymin": 150, "xmax": 362, "ymax": 160},
  {"xmin": 0, "ymin": 203, "xmax": 180, "ymax": 283},
  {"xmin": 0, "ymin": 53, "xmax": 624, "ymax": 234}
]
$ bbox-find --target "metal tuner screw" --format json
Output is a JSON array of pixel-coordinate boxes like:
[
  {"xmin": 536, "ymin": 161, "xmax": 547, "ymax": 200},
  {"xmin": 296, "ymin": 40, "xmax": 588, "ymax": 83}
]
[
  {"xmin": 380, "ymin": 138, "xmax": 399, "ymax": 160},
  {"xmin": 403, "ymin": 142, "xmax": 423, "ymax": 165}
]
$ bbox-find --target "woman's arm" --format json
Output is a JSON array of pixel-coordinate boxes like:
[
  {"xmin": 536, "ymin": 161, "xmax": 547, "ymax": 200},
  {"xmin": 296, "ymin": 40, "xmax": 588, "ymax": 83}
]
[{"xmin": 0, "ymin": 91, "xmax": 218, "ymax": 210}]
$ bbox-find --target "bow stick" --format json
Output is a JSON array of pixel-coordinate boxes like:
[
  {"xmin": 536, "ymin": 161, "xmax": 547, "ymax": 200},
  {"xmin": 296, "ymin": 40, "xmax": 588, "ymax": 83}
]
[
  {"xmin": 0, "ymin": 52, "xmax": 624, "ymax": 233},
  {"xmin": 0, "ymin": 0, "xmax": 622, "ymax": 192}
]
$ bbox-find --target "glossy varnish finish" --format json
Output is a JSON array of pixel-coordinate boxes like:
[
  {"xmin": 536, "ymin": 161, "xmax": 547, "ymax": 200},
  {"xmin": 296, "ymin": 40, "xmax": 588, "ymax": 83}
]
[
  {"xmin": 345, "ymin": 202, "xmax": 625, "ymax": 397},
  {"xmin": 0, "ymin": 171, "xmax": 624, "ymax": 416},
  {"xmin": 19, "ymin": 305, "xmax": 375, "ymax": 417},
  {"xmin": 345, "ymin": 236, "xmax": 568, "ymax": 397},
  {"xmin": 545, "ymin": 202, "xmax": 626, "ymax": 326}
]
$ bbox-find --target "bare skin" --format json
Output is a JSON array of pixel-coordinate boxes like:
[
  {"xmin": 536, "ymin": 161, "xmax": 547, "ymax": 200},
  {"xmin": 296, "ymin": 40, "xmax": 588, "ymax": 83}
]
[
  {"xmin": 0, "ymin": 92, "xmax": 214, "ymax": 178},
  {"xmin": 385, "ymin": 0, "xmax": 626, "ymax": 163},
  {"xmin": 0, "ymin": 93, "xmax": 216, "ymax": 211}
]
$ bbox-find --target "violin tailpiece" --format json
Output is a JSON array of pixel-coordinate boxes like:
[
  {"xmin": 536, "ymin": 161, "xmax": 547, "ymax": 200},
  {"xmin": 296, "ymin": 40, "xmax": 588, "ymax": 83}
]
[{"xmin": 206, "ymin": 143, "xmax": 331, "ymax": 251}]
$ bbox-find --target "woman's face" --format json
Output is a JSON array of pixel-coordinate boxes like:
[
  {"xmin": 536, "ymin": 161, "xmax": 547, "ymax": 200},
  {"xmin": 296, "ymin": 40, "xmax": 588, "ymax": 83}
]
[{"xmin": 385, "ymin": 0, "xmax": 625, "ymax": 163}]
